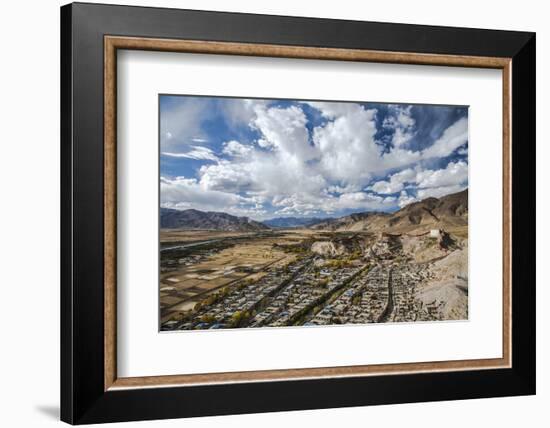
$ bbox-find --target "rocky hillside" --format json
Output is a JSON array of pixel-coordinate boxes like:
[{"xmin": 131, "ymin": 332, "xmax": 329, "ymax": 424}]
[
  {"xmin": 160, "ymin": 208, "xmax": 270, "ymax": 232},
  {"xmin": 386, "ymin": 189, "xmax": 468, "ymax": 233},
  {"xmin": 311, "ymin": 189, "xmax": 468, "ymax": 234},
  {"xmin": 309, "ymin": 212, "xmax": 390, "ymax": 232}
]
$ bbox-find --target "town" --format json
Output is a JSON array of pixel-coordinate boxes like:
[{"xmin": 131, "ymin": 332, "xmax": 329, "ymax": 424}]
[{"xmin": 160, "ymin": 227, "xmax": 465, "ymax": 331}]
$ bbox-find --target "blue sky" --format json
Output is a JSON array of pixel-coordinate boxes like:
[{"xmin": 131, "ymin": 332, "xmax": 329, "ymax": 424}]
[{"xmin": 160, "ymin": 95, "xmax": 468, "ymax": 221}]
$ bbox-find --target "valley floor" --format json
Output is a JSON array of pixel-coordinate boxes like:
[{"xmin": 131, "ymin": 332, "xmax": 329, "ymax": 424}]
[{"xmin": 159, "ymin": 228, "xmax": 468, "ymax": 331}]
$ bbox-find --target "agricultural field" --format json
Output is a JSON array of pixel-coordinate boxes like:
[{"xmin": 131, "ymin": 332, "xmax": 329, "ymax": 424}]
[{"xmin": 160, "ymin": 230, "xmax": 309, "ymax": 321}]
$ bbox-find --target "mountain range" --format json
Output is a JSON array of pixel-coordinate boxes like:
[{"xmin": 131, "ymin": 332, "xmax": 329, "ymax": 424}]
[
  {"xmin": 160, "ymin": 208, "xmax": 269, "ymax": 232},
  {"xmin": 263, "ymin": 216, "xmax": 325, "ymax": 228},
  {"xmin": 160, "ymin": 189, "xmax": 468, "ymax": 233}
]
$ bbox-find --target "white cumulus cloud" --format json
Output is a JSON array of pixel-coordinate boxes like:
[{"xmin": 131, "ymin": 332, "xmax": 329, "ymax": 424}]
[
  {"xmin": 222, "ymin": 140, "xmax": 252, "ymax": 157},
  {"xmin": 161, "ymin": 98, "xmax": 468, "ymax": 219},
  {"xmin": 370, "ymin": 168, "xmax": 416, "ymax": 194},
  {"xmin": 160, "ymin": 176, "xmax": 267, "ymax": 218},
  {"xmin": 383, "ymin": 105, "xmax": 416, "ymax": 148},
  {"xmin": 422, "ymin": 117, "xmax": 469, "ymax": 158},
  {"xmin": 416, "ymin": 160, "xmax": 468, "ymax": 189},
  {"xmin": 369, "ymin": 160, "xmax": 468, "ymax": 206},
  {"xmin": 417, "ymin": 184, "xmax": 467, "ymax": 199}
]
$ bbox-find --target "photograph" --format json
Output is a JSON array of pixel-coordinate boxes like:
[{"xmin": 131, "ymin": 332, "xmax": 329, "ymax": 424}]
[{"xmin": 159, "ymin": 95, "xmax": 469, "ymax": 331}]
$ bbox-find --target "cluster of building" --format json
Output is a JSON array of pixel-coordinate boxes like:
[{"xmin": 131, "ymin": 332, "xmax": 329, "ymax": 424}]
[
  {"xmin": 308, "ymin": 265, "xmax": 389, "ymax": 325},
  {"xmin": 162, "ymin": 234, "xmax": 451, "ymax": 331},
  {"xmin": 249, "ymin": 263, "xmax": 363, "ymax": 327},
  {"xmin": 390, "ymin": 263, "xmax": 443, "ymax": 322},
  {"xmin": 163, "ymin": 256, "xmax": 368, "ymax": 330},
  {"xmin": 164, "ymin": 257, "xmax": 312, "ymax": 330},
  {"xmin": 302, "ymin": 261, "xmax": 444, "ymax": 326}
]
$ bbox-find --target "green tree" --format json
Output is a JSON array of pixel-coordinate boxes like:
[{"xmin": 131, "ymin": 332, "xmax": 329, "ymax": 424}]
[
  {"xmin": 200, "ymin": 314, "xmax": 216, "ymax": 324},
  {"xmin": 230, "ymin": 310, "xmax": 251, "ymax": 327}
]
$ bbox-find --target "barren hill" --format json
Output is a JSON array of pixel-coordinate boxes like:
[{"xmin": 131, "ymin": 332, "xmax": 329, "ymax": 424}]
[
  {"xmin": 311, "ymin": 189, "xmax": 468, "ymax": 234},
  {"xmin": 387, "ymin": 189, "xmax": 468, "ymax": 233},
  {"xmin": 310, "ymin": 211, "xmax": 390, "ymax": 232}
]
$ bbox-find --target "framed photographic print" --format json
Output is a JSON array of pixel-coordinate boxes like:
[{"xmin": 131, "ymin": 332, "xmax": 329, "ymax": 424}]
[
  {"xmin": 158, "ymin": 95, "xmax": 471, "ymax": 332},
  {"xmin": 60, "ymin": 2, "xmax": 536, "ymax": 424}
]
